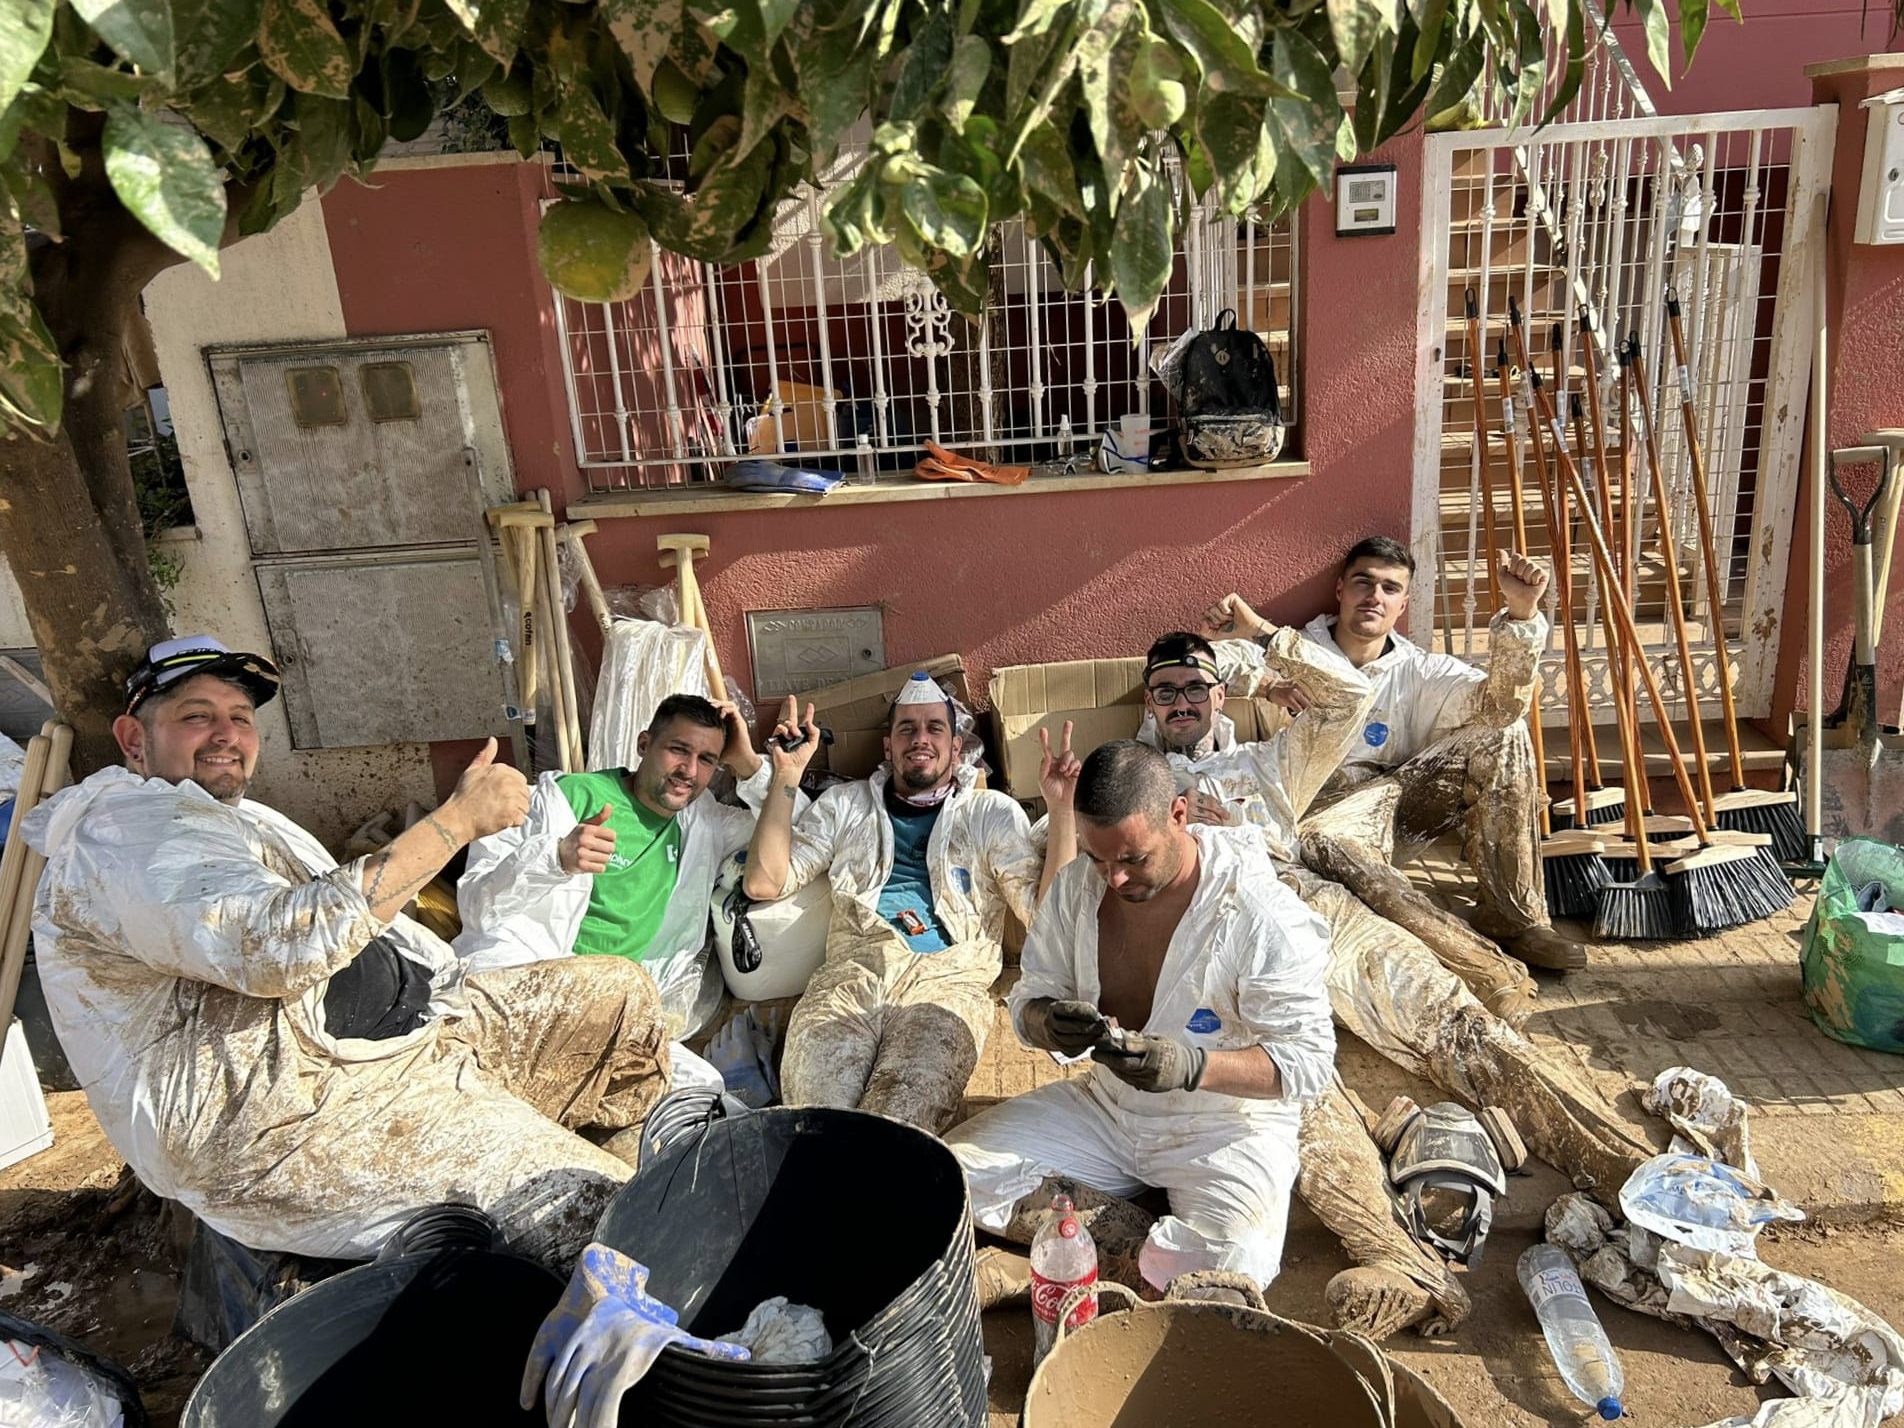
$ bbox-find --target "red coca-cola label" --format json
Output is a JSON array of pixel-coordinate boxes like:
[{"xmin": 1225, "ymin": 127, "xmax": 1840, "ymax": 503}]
[{"xmin": 1030, "ymin": 1267, "xmax": 1099, "ymax": 1330}]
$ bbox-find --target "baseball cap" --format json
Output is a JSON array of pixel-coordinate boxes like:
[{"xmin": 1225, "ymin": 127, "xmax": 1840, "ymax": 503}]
[{"xmin": 126, "ymin": 635, "xmax": 281, "ymax": 714}]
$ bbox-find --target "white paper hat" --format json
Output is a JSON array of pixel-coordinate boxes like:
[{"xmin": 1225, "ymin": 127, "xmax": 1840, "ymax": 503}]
[{"xmin": 894, "ymin": 671, "xmax": 953, "ymax": 706}]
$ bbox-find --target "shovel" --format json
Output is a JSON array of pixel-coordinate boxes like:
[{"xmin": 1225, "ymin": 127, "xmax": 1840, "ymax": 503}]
[{"xmin": 1796, "ymin": 444, "xmax": 1904, "ymax": 847}]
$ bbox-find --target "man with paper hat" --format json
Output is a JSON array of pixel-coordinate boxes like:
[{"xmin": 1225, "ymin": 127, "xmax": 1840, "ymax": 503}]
[
  {"xmin": 739, "ymin": 671, "xmax": 1080, "ymax": 1132},
  {"xmin": 22, "ymin": 634, "xmax": 675, "ymax": 1267}
]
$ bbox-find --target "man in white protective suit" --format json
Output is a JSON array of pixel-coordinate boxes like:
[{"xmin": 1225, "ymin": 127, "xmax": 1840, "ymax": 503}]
[
  {"xmin": 24, "ymin": 637, "xmax": 676, "ymax": 1268},
  {"xmin": 948, "ymin": 741, "xmax": 1336, "ymax": 1295},
  {"xmin": 739, "ymin": 672, "xmax": 1079, "ymax": 1133},
  {"xmin": 455, "ymin": 692, "xmax": 804, "ymax": 1091},
  {"xmin": 1260, "ymin": 534, "xmax": 1588, "ymax": 973},
  {"xmin": 1182, "ymin": 572, "xmax": 1654, "ymax": 1336}
]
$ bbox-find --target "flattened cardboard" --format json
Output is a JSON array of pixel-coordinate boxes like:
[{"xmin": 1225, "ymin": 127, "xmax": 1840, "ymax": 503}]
[
  {"xmin": 988, "ymin": 656, "xmax": 1289, "ymax": 796},
  {"xmin": 789, "ymin": 653, "xmax": 973, "ymax": 780}
]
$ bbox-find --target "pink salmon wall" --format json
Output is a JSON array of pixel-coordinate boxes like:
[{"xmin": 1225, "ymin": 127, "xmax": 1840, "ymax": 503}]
[
  {"xmin": 1769, "ymin": 61, "xmax": 1904, "ymax": 734},
  {"xmin": 1609, "ymin": 3, "xmax": 1873, "ymax": 114}
]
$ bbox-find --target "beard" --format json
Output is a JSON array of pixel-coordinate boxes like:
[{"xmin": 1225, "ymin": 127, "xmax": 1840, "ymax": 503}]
[{"xmin": 896, "ymin": 759, "xmax": 944, "ymax": 792}]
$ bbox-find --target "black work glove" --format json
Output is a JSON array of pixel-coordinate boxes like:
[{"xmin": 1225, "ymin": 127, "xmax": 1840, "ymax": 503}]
[
  {"xmin": 1092, "ymin": 1033, "xmax": 1208, "ymax": 1094},
  {"xmin": 1022, "ymin": 998, "xmax": 1111, "ymax": 1056}
]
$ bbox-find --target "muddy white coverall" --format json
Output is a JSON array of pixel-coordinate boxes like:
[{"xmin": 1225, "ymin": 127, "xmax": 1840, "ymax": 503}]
[
  {"xmin": 951, "ymin": 825, "xmax": 1336, "ymax": 1290},
  {"xmin": 1299, "ymin": 610, "xmax": 1551, "ymax": 941},
  {"xmin": 454, "ymin": 765, "xmax": 788, "ymax": 1042},
  {"xmin": 24, "ymin": 769, "xmax": 674, "ymax": 1268},
  {"xmin": 772, "ymin": 763, "xmax": 1042, "ymax": 1133}
]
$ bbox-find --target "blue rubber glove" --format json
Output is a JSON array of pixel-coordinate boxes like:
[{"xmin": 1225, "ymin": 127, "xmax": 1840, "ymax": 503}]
[
  {"xmin": 521, "ymin": 1243, "xmax": 749, "ymax": 1428},
  {"xmin": 707, "ymin": 1007, "xmax": 782, "ymax": 1109}
]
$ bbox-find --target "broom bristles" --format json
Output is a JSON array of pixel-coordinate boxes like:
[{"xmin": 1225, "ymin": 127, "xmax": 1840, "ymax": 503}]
[
  {"xmin": 1666, "ymin": 845, "xmax": 1795, "ymax": 936},
  {"xmin": 1544, "ymin": 847, "xmax": 1611, "ymax": 920},
  {"xmin": 1713, "ymin": 799, "xmax": 1810, "ymax": 865},
  {"xmin": 1594, "ymin": 872, "xmax": 1676, "ymax": 940}
]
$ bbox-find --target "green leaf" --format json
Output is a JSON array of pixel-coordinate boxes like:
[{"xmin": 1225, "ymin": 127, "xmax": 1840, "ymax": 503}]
[
  {"xmin": 1003, "ymin": 0, "xmax": 1069, "ymax": 45},
  {"xmin": 483, "ymin": 67, "xmax": 532, "ymax": 115},
  {"xmin": 0, "ymin": 304, "xmax": 64, "ymax": 432},
  {"xmin": 1422, "ymin": 29, "xmax": 1484, "ymax": 121},
  {"xmin": 58, "ymin": 53, "xmax": 162, "ymax": 106},
  {"xmin": 556, "ymin": 85, "xmax": 632, "ymax": 183},
  {"xmin": 382, "ymin": 47, "xmax": 433, "ymax": 142},
  {"xmin": 1410, "ymin": 0, "xmax": 1447, "ymax": 80},
  {"xmin": 942, "ymin": 34, "xmax": 989, "ymax": 129},
  {"xmin": 1016, "ymin": 120, "xmax": 1079, "ymax": 218},
  {"xmin": 1196, "ymin": 89, "xmax": 1272, "ymax": 213},
  {"xmin": 173, "ymin": 0, "xmax": 260, "ymax": 85},
  {"xmin": 258, "ymin": 0, "xmax": 355, "ymax": 98},
  {"xmin": 1157, "ymin": 0, "xmax": 1292, "ymax": 98},
  {"xmin": 444, "ymin": 0, "xmax": 530, "ymax": 67},
  {"xmin": 0, "ymin": 81, "xmax": 64, "ymax": 163},
  {"xmin": 1631, "ymin": 0, "xmax": 1672, "ymax": 86},
  {"xmin": 0, "ymin": 0, "xmax": 55, "ymax": 117},
  {"xmin": 698, "ymin": 0, "xmax": 799, "ymax": 67},
  {"xmin": 1078, "ymin": 1, "xmax": 1139, "ymax": 203},
  {"xmin": 1679, "ymin": 0, "xmax": 1708, "ymax": 64},
  {"xmin": 103, "ymin": 103, "xmax": 226, "ymax": 275},
  {"xmin": 1110, "ymin": 167, "xmax": 1171, "ymax": 332},
  {"xmin": 538, "ymin": 197, "xmax": 654, "ymax": 301},
  {"xmin": 1711, "ymin": 0, "xmax": 1740, "ymax": 18},
  {"xmin": 72, "ymin": 0, "xmax": 176, "ymax": 84},
  {"xmin": 1540, "ymin": 0, "xmax": 1586, "ymax": 124},
  {"xmin": 1004, "ymin": 5, "xmax": 1070, "ymax": 117},
  {"xmin": 1267, "ymin": 28, "xmax": 1338, "ymax": 187},
  {"xmin": 604, "ymin": 0, "xmax": 683, "ymax": 99},
  {"xmin": 506, "ymin": 108, "xmax": 539, "ymax": 156},
  {"xmin": 735, "ymin": 56, "xmax": 787, "ymax": 160},
  {"xmin": 901, "ymin": 164, "xmax": 987, "ymax": 257},
  {"xmin": 890, "ymin": 6, "xmax": 952, "ymax": 121},
  {"xmin": 1326, "ymin": 0, "xmax": 1394, "ymax": 77},
  {"xmin": 179, "ymin": 72, "xmax": 269, "ymax": 149},
  {"xmin": 287, "ymin": 91, "xmax": 352, "ymax": 188}
]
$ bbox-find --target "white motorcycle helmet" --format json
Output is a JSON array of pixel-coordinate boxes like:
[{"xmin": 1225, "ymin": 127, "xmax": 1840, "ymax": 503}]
[{"xmin": 709, "ymin": 850, "xmax": 830, "ymax": 1001}]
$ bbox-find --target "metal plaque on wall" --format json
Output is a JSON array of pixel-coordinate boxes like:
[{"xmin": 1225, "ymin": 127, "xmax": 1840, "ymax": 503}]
[{"xmin": 746, "ymin": 606, "xmax": 886, "ymax": 698}]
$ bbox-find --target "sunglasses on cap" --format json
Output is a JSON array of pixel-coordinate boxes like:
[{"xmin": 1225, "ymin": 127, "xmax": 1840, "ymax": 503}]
[{"xmin": 126, "ymin": 637, "xmax": 281, "ymax": 715}]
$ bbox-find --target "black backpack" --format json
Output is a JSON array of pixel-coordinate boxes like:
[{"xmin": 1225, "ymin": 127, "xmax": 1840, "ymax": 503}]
[{"xmin": 1178, "ymin": 309, "xmax": 1285, "ymax": 468}]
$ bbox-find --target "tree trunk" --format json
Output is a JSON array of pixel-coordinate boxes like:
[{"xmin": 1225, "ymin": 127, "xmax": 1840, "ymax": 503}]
[{"xmin": 0, "ymin": 154, "xmax": 184, "ymax": 773}]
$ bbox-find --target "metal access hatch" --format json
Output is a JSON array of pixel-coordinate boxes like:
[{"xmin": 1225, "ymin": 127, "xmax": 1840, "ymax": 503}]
[{"xmin": 207, "ymin": 331, "xmax": 516, "ymax": 749}]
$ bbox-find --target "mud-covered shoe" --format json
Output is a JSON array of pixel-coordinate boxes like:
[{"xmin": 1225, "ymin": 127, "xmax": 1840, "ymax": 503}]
[{"xmin": 1508, "ymin": 924, "xmax": 1589, "ymax": 971}]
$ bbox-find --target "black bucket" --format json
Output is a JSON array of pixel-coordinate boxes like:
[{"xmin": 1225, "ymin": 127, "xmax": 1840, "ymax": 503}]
[
  {"xmin": 179, "ymin": 1248, "xmax": 561, "ymax": 1428},
  {"xmin": 598, "ymin": 1105, "xmax": 986, "ymax": 1426}
]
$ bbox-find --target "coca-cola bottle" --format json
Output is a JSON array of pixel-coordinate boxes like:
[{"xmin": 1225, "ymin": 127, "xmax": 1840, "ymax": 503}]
[{"xmin": 1029, "ymin": 1194, "xmax": 1098, "ymax": 1367}]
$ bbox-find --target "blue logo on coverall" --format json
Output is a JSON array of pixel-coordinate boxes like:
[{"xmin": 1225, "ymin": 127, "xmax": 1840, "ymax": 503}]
[
  {"xmin": 953, "ymin": 867, "xmax": 973, "ymax": 893},
  {"xmin": 1363, "ymin": 721, "xmax": 1390, "ymax": 748},
  {"xmin": 1186, "ymin": 1008, "xmax": 1222, "ymax": 1034}
]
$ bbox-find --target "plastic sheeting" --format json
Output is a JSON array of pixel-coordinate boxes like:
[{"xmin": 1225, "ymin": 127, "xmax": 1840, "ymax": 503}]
[{"xmin": 587, "ymin": 619, "xmax": 713, "ymax": 774}]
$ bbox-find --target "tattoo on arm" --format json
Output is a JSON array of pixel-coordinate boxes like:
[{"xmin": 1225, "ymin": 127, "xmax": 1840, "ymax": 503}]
[
  {"xmin": 781, "ymin": 786, "xmax": 796, "ymax": 801},
  {"xmin": 365, "ymin": 850, "xmax": 394, "ymax": 905},
  {"xmin": 422, "ymin": 812, "xmax": 461, "ymax": 855}
]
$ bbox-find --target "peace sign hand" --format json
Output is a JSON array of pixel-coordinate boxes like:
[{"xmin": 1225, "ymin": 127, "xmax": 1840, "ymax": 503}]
[{"xmin": 1038, "ymin": 720, "xmax": 1081, "ymax": 810}]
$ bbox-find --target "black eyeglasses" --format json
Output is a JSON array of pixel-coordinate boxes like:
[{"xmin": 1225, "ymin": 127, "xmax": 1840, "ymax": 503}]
[{"xmin": 1147, "ymin": 682, "xmax": 1213, "ymax": 706}]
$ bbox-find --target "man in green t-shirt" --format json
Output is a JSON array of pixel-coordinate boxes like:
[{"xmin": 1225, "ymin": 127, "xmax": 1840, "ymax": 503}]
[{"xmin": 456, "ymin": 693, "xmax": 794, "ymax": 1046}]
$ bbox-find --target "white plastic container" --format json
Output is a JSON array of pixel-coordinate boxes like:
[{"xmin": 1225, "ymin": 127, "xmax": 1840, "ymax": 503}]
[
  {"xmin": 0, "ymin": 1020, "xmax": 54, "ymax": 1172},
  {"xmin": 710, "ymin": 854, "xmax": 831, "ymax": 1001}
]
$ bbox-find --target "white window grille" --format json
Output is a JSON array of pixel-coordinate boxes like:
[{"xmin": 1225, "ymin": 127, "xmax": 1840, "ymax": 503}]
[{"xmin": 552, "ymin": 148, "xmax": 1298, "ymax": 493}]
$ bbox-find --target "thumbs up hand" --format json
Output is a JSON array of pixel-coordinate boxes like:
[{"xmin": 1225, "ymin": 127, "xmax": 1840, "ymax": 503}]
[
  {"xmin": 559, "ymin": 803, "xmax": 618, "ymax": 875},
  {"xmin": 446, "ymin": 737, "xmax": 531, "ymax": 841}
]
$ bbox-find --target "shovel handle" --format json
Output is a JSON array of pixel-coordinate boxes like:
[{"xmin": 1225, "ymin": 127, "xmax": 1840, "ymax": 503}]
[{"xmin": 1828, "ymin": 446, "xmax": 1892, "ymax": 545}]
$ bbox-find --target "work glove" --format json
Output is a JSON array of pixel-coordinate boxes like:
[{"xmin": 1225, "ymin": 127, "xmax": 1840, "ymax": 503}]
[
  {"xmin": 1021, "ymin": 998, "xmax": 1111, "ymax": 1057},
  {"xmin": 707, "ymin": 1006, "xmax": 783, "ymax": 1109},
  {"xmin": 1093, "ymin": 1032, "xmax": 1208, "ymax": 1094},
  {"xmin": 521, "ymin": 1243, "xmax": 750, "ymax": 1428}
]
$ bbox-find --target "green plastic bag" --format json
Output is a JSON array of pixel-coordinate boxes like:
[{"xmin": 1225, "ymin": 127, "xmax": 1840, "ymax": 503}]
[{"xmin": 1800, "ymin": 838, "xmax": 1904, "ymax": 1054}]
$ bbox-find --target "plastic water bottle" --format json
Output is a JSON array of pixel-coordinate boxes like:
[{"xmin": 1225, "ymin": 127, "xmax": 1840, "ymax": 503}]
[
  {"xmin": 1518, "ymin": 1243, "xmax": 1626, "ymax": 1420},
  {"xmin": 853, "ymin": 432, "xmax": 876, "ymax": 485},
  {"xmin": 1029, "ymin": 1195, "xmax": 1097, "ymax": 1368}
]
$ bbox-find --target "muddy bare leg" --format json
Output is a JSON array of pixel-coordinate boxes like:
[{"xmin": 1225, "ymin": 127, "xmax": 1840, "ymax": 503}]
[{"xmin": 1298, "ymin": 1080, "xmax": 1470, "ymax": 1337}]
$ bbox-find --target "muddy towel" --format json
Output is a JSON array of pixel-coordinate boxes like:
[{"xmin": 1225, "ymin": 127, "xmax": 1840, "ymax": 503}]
[{"xmin": 716, "ymin": 1298, "xmax": 832, "ymax": 1364}]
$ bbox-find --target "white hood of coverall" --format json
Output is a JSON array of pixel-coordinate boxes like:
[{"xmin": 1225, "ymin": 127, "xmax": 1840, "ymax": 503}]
[{"xmin": 1300, "ymin": 611, "xmax": 1547, "ymax": 777}]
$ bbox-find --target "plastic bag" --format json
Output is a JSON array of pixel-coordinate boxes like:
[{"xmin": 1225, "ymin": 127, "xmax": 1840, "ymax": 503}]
[
  {"xmin": 1644, "ymin": 1066, "xmax": 1761, "ymax": 1179},
  {"xmin": 715, "ymin": 1298, "xmax": 832, "ymax": 1365},
  {"xmin": 1619, "ymin": 1154, "xmax": 1804, "ymax": 1258},
  {"xmin": 587, "ymin": 620, "xmax": 712, "ymax": 772},
  {"xmin": 0, "ymin": 1313, "xmax": 143, "ymax": 1428},
  {"xmin": 1801, "ymin": 839, "xmax": 1904, "ymax": 1055}
]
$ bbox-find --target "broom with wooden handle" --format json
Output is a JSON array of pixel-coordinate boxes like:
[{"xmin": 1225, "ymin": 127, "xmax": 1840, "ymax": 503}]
[
  {"xmin": 1664, "ymin": 291, "xmax": 1807, "ymax": 861},
  {"xmin": 1500, "ymin": 313, "xmax": 1608, "ymax": 920},
  {"xmin": 1519, "ymin": 327, "xmax": 1788, "ymax": 937}
]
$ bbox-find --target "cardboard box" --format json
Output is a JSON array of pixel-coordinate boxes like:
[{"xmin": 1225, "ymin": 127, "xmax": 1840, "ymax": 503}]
[
  {"xmin": 987, "ymin": 656, "xmax": 1290, "ymax": 797},
  {"xmin": 791, "ymin": 654, "xmax": 974, "ymax": 781}
]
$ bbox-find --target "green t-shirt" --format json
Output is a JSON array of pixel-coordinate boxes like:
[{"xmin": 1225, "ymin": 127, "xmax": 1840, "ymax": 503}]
[{"xmin": 557, "ymin": 769, "xmax": 682, "ymax": 962}]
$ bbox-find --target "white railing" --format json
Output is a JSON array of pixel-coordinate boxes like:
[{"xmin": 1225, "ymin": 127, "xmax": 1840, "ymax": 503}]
[
  {"xmin": 552, "ymin": 150, "xmax": 1298, "ymax": 491},
  {"xmin": 1411, "ymin": 105, "xmax": 1837, "ymax": 722}
]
